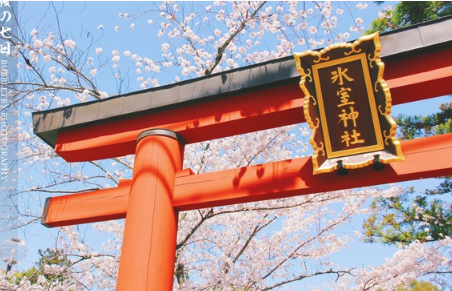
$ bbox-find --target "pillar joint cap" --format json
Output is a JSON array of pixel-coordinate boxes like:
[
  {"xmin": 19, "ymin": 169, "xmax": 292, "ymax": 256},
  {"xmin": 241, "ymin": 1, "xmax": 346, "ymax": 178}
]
[{"xmin": 137, "ymin": 129, "xmax": 185, "ymax": 144}]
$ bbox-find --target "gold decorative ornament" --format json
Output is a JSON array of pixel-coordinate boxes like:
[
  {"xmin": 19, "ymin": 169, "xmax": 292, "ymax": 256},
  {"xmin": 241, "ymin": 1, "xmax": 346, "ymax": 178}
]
[{"xmin": 294, "ymin": 33, "xmax": 404, "ymax": 175}]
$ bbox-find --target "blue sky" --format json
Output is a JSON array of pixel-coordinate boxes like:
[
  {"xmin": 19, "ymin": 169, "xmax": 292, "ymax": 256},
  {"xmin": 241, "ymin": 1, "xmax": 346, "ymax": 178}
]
[{"xmin": 18, "ymin": 1, "xmax": 402, "ymax": 94}]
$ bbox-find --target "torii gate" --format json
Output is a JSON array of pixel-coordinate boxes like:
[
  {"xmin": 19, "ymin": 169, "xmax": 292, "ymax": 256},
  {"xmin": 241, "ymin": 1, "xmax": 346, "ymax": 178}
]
[{"xmin": 33, "ymin": 18, "xmax": 452, "ymax": 290}]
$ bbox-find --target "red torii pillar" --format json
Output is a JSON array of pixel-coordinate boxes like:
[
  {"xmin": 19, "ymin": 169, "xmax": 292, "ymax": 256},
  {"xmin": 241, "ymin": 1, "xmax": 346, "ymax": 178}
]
[{"xmin": 116, "ymin": 129, "xmax": 184, "ymax": 290}]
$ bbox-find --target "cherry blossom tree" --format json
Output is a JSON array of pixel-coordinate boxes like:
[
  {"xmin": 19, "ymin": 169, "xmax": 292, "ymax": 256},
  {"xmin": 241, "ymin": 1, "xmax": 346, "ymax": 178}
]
[{"xmin": 1, "ymin": 1, "xmax": 451, "ymax": 290}]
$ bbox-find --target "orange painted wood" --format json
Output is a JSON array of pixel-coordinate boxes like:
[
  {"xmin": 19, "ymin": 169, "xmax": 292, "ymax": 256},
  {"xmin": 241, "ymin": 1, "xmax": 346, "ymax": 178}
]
[
  {"xmin": 384, "ymin": 47, "xmax": 452, "ymax": 105},
  {"xmin": 55, "ymin": 84, "xmax": 303, "ymax": 162},
  {"xmin": 42, "ymin": 186, "xmax": 130, "ymax": 227},
  {"xmin": 174, "ymin": 133, "xmax": 452, "ymax": 210},
  {"xmin": 55, "ymin": 48, "xmax": 452, "ymax": 162},
  {"xmin": 42, "ymin": 133, "xmax": 452, "ymax": 227},
  {"xmin": 42, "ymin": 169, "xmax": 195, "ymax": 227},
  {"xmin": 116, "ymin": 132, "xmax": 184, "ymax": 291}
]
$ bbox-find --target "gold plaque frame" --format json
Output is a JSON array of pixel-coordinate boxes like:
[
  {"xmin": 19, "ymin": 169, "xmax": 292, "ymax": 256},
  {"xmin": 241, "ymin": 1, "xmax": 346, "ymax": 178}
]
[{"xmin": 294, "ymin": 33, "xmax": 404, "ymax": 174}]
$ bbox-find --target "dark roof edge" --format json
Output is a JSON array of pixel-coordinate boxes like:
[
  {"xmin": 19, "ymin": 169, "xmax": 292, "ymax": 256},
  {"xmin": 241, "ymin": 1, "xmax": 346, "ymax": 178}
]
[{"xmin": 379, "ymin": 15, "xmax": 452, "ymax": 58}]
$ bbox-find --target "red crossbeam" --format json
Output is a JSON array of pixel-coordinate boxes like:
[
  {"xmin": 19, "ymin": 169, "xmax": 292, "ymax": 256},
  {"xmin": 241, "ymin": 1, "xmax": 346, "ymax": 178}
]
[
  {"xmin": 55, "ymin": 48, "xmax": 452, "ymax": 162},
  {"xmin": 42, "ymin": 133, "xmax": 452, "ymax": 227}
]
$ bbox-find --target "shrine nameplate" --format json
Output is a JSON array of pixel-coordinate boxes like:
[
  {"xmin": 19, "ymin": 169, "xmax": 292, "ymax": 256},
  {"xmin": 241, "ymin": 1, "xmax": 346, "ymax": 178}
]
[{"xmin": 294, "ymin": 33, "xmax": 404, "ymax": 174}]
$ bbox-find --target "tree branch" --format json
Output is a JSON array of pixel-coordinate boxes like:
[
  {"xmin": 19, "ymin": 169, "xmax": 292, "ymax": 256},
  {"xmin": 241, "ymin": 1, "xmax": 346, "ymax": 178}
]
[{"xmin": 204, "ymin": 1, "xmax": 267, "ymax": 75}]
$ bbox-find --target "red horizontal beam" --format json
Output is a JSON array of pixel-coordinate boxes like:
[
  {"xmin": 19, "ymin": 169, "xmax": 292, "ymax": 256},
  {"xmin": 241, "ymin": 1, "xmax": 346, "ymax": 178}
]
[
  {"xmin": 56, "ymin": 84, "xmax": 303, "ymax": 162},
  {"xmin": 42, "ymin": 133, "xmax": 452, "ymax": 227},
  {"xmin": 385, "ymin": 48, "xmax": 452, "ymax": 105},
  {"xmin": 42, "ymin": 185, "xmax": 128, "ymax": 227},
  {"xmin": 41, "ymin": 171, "xmax": 190, "ymax": 228},
  {"xmin": 174, "ymin": 133, "xmax": 452, "ymax": 210},
  {"xmin": 55, "ymin": 48, "xmax": 452, "ymax": 162}
]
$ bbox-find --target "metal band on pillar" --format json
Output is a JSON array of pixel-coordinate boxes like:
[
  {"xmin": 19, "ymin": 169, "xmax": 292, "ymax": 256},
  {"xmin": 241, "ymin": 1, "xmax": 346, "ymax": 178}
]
[{"xmin": 137, "ymin": 129, "xmax": 185, "ymax": 145}]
